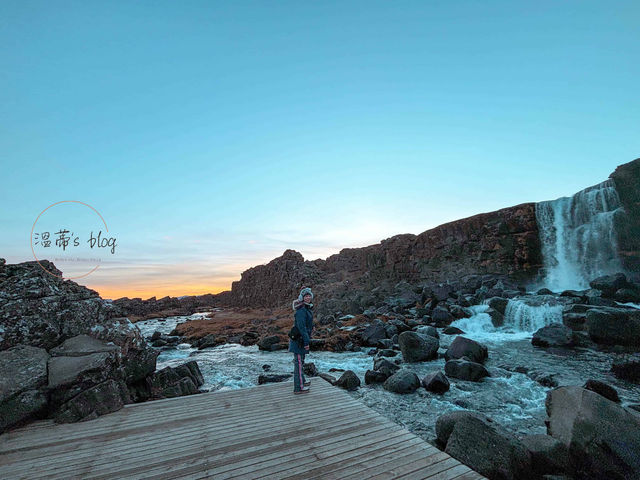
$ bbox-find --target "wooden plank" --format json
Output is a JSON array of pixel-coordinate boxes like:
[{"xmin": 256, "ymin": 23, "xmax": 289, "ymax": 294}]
[
  {"xmin": 0, "ymin": 379, "xmax": 487, "ymax": 480},
  {"xmin": 9, "ymin": 404, "xmax": 373, "ymax": 479},
  {"xmin": 329, "ymin": 444, "xmax": 446, "ymax": 480},
  {"xmin": 0, "ymin": 394, "xmax": 352, "ymax": 466}
]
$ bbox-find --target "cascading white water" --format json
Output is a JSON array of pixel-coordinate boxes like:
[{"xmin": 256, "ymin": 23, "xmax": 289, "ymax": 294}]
[
  {"xmin": 535, "ymin": 179, "xmax": 624, "ymax": 291},
  {"xmin": 503, "ymin": 298, "xmax": 563, "ymax": 332}
]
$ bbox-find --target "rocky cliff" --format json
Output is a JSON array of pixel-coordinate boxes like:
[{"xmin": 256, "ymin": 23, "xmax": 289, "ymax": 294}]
[{"xmin": 217, "ymin": 158, "xmax": 640, "ymax": 312}]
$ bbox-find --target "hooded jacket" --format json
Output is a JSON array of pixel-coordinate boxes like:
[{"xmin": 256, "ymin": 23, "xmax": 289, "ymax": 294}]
[{"xmin": 288, "ymin": 302, "xmax": 313, "ymax": 354}]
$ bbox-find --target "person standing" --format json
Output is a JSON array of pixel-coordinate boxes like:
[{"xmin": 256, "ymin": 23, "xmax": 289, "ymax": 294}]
[{"xmin": 289, "ymin": 287, "xmax": 314, "ymax": 394}]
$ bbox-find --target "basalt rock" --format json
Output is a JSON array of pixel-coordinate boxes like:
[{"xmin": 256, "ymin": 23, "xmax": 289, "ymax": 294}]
[{"xmin": 445, "ymin": 336, "xmax": 488, "ymax": 364}]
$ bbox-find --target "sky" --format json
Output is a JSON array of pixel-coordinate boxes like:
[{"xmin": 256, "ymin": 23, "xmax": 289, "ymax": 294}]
[{"xmin": 2, "ymin": 1, "xmax": 639, "ymax": 300}]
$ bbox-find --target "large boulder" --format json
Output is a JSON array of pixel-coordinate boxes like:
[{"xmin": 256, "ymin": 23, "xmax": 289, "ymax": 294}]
[
  {"xmin": 444, "ymin": 336, "xmax": 488, "ymax": 364},
  {"xmin": 546, "ymin": 386, "xmax": 640, "ymax": 479},
  {"xmin": 383, "ymin": 369, "xmax": 420, "ymax": 394},
  {"xmin": 372, "ymin": 357, "xmax": 400, "ymax": 379},
  {"xmin": 585, "ymin": 308, "xmax": 640, "ymax": 346},
  {"xmin": 398, "ymin": 331, "xmax": 438, "ymax": 362},
  {"xmin": 257, "ymin": 335, "xmax": 281, "ymax": 351},
  {"xmin": 148, "ymin": 361, "xmax": 204, "ymax": 399},
  {"xmin": 437, "ymin": 411, "xmax": 534, "ymax": 480},
  {"xmin": 531, "ymin": 324, "xmax": 575, "ymax": 348},
  {"xmin": 583, "ymin": 379, "xmax": 620, "ymax": 403},
  {"xmin": 0, "ymin": 345, "xmax": 50, "ymax": 432},
  {"xmin": 445, "ymin": 358, "xmax": 490, "ymax": 382},
  {"xmin": 589, "ymin": 273, "xmax": 629, "ymax": 297},
  {"xmin": 520, "ymin": 434, "xmax": 571, "ymax": 477}
]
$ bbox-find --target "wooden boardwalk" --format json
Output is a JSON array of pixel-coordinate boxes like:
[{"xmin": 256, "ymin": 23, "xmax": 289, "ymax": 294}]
[{"xmin": 0, "ymin": 379, "xmax": 486, "ymax": 479}]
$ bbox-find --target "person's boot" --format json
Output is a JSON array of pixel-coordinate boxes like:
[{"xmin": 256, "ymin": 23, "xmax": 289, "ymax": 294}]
[
  {"xmin": 294, "ymin": 386, "xmax": 310, "ymax": 394},
  {"xmin": 303, "ymin": 380, "xmax": 311, "ymax": 387}
]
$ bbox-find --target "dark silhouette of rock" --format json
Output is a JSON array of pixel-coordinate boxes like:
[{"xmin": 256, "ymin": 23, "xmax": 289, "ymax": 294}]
[
  {"xmin": 364, "ymin": 370, "xmax": 388, "ymax": 384},
  {"xmin": 373, "ymin": 357, "xmax": 400, "ymax": 378},
  {"xmin": 611, "ymin": 355, "xmax": 640, "ymax": 383},
  {"xmin": 398, "ymin": 331, "xmax": 438, "ymax": 362},
  {"xmin": 0, "ymin": 345, "xmax": 50, "ymax": 431},
  {"xmin": 421, "ymin": 371, "xmax": 450, "ymax": 394},
  {"xmin": 360, "ymin": 319, "xmax": 388, "ymax": 347},
  {"xmin": 257, "ymin": 335, "xmax": 282, "ymax": 351},
  {"xmin": 589, "ymin": 273, "xmax": 629, "ymax": 297},
  {"xmin": 586, "ymin": 307, "xmax": 640, "ymax": 346},
  {"xmin": 583, "ymin": 379, "xmax": 620, "ymax": 403},
  {"xmin": 258, "ymin": 374, "xmax": 291, "ymax": 384},
  {"xmin": 445, "ymin": 358, "xmax": 490, "ymax": 382},
  {"xmin": 383, "ymin": 370, "xmax": 420, "ymax": 394},
  {"xmin": 437, "ymin": 411, "xmax": 534, "ymax": 480},
  {"xmin": 445, "ymin": 336, "xmax": 488, "ymax": 364},
  {"xmin": 334, "ymin": 370, "xmax": 360, "ymax": 391},
  {"xmin": 532, "ymin": 324, "xmax": 575, "ymax": 348},
  {"xmin": 546, "ymin": 386, "xmax": 640, "ymax": 479},
  {"xmin": 521, "ymin": 434, "xmax": 570, "ymax": 476}
]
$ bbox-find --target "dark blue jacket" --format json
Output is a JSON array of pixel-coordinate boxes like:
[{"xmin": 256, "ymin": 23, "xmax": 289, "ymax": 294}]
[{"xmin": 288, "ymin": 305, "xmax": 313, "ymax": 354}]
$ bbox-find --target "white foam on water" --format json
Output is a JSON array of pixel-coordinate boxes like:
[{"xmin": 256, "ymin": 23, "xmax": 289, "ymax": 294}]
[
  {"xmin": 503, "ymin": 298, "xmax": 563, "ymax": 333},
  {"xmin": 617, "ymin": 302, "xmax": 640, "ymax": 310},
  {"xmin": 448, "ymin": 305, "xmax": 531, "ymax": 343}
]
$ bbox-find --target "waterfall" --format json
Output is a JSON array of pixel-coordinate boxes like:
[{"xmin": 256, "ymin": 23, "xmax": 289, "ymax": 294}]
[
  {"xmin": 535, "ymin": 179, "xmax": 624, "ymax": 291},
  {"xmin": 503, "ymin": 298, "xmax": 563, "ymax": 332}
]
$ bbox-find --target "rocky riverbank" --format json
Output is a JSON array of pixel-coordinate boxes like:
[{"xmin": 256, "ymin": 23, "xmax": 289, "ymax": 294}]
[{"xmin": 0, "ymin": 259, "xmax": 206, "ymax": 433}]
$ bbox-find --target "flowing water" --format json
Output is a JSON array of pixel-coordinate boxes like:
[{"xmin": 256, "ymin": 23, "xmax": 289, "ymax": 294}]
[
  {"xmin": 535, "ymin": 179, "xmax": 624, "ymax": 292},
  {"xmin": 137, "ymin": 304, "xmax": 640, "ymax": 444}
]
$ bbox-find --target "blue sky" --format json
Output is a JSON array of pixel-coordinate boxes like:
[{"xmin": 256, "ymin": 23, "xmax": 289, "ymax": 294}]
[{"xmin": 2, "ymin": 1, "xmax": 639, "ymax": 299}]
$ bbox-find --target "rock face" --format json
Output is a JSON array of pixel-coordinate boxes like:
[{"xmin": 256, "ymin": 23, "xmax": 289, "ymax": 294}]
[
  {"xmin": 610, "ymin": 158, "xmax": 640, "ymax": 275},
  {"xmin": 545, "ymin": 386, "xmax": 640, "ymax": 479},
  {"xmin": 0, "ymin": 260, "xmax": 203, "ymax": 432},
  {"xmin": 398, "ymin": 331, "xmax": 439, "ymax": 362},
  {"xmin": 0, "ymin": 345, "xmax": 50, "ymax": 431},
  {"xmin": 436, "ymin": 411, "xmax": 534, "ymax": 480}
]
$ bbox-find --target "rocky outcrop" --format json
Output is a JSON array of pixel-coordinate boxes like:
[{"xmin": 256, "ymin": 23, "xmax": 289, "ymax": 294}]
[
  {"xmin": 531, "ymin": 324, "xmax": 575, "ymax": 348},
  {"xmin": 610, "ymin": 158, "xmax": 640, "ymax": 276},
  {"xmin": 585, "ymin": 307, "xmax": 640, "ymax": 346},
  {"xmin": 112, "ymin": 293, "xmax": 219, "ymax": 321},
  {"xmin": 0, "ymin": 260, "xmax": 204, "ymax": 433},
  {"xmin": 398, "ymin": 331, "xmax": 438, "ymax": 362}
]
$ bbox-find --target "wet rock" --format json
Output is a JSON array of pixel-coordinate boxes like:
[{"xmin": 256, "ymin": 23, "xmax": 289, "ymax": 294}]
[
  {"xmin": 364, "ymin": 370, "xmax": 388, "ymax": 384},
  {"xmin": 415, "ymin": 325, "xmax": 439, "ymax": 338},
  {"xmin": 257, "ymin": 335, "xmax": 281, "ymax": 351},
  {"xmin": 546, "ymin": 386, "xmax": 640, "ymax": 479},
  {"xmin": 611, "ymin": 355, "xmax": 640, "ymax": 383},
  {"xmin": 383, "ymin": 369, "xmax": 420, "ymax": 393},
  {"xmin": 262, "ymin": 364, "xmax": 271, "ymax": 371},
  {"xmin": 444, "ymin": 336, "xmax": 488, "ymax": 364},
  {"xmin": 431, "ymin": 307, "xmax": 453, "ymax": 327},
  {"xmin": 583, "ymin": 379, "xmax": 620, "ymax": 403},
  {"xmin": 438, "ymin": 411, "xmax": 533, "ymax": 480},
  {"xmin": 258, "ymin": 374, "xmax": 291, "ymax": 384},
  {"xmin": 486, "ymin": 307, "xmax": 505, "ymax": 327},
  {"xmin": 445, "ymin": 358, "xmax": 490, "ymax": 382},
  {"xmin": 375, "ymin": 349, "xmax": 397, "ymax": 358},
  {"xmin": 586, "ymin": 308, "xmax": 640, "ymax": 346},
  {"xmin": 196, "ymin": 334, "xmax": 218, "ymax": 349},
  {"xmin": 150, "ymin": 331, "xmax": 162, "ymax": 341},
  {"xmin": 398, "ymin": 331, "xmax": 439, "ymax": 362},
  {"xmin": 521, "ymin": 434, "xmax": 570, "ymax": 476},
  {"xmin": 615, "ymin": 288, "xmax": 640, "ymax": 303},
  {"xmin": 442, "ymin": 326, "xmax": 464, "ymax": 335},
  {"xmin": 421, "ymin": 371, "xmax": 449, "ymax": 394},
  {"xmin": 377, "ymin": 338, "xmax": 393, "ymax": 349},
  {"xmin": 590, "ymin": 273, "xmax": 629, "ymax": 297},
  {"xmin": 334, "ymin": 370, "xmax": 360, "ymax": 391},
  {"xmin": 532, "ymin": 324, "xmax": 575, "ymax": 348},
  {"xmin": 537, "ymin": 288, "xmax": 554, "ymax": 295},
  {"xmin": 373, "ymin": 357, "xmax": 401, "ymax": 377},
  {"xmin": 149, "ymin": 361, "xmax": 204, "ymax": 399}
]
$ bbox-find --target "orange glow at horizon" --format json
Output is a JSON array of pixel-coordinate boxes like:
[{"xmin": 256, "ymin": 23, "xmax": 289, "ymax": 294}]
[{"xmin": 85, "ymin": 282, "xmax": 232, "ymax": 301}]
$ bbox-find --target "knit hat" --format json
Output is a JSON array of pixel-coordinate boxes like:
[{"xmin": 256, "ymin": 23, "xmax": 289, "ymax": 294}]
[{"xmin": 292, "ymin": 287, "xmax": 314, "ymax": 311}]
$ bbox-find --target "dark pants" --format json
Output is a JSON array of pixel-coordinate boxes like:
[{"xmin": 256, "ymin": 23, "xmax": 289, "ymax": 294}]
[{"xmin": 293, "ymin": 353, "xmax": 306, "ymax": 391}]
